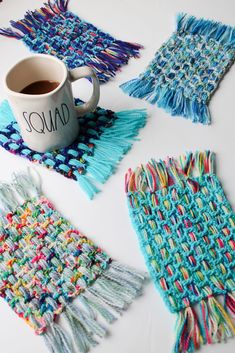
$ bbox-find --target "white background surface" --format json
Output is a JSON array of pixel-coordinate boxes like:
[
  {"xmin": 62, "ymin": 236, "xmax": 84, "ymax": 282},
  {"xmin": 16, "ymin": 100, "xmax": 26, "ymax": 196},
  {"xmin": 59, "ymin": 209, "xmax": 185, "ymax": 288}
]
[{"xmin": 0, "ymin": 1, "xmax": 235, "ymax": 353}]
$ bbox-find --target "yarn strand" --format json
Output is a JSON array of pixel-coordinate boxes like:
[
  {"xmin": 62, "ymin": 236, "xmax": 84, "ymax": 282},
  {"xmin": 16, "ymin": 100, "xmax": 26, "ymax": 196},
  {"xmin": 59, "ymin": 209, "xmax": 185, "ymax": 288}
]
[{"xmin": 125, "ymin": 151, "xmax": 215, "ymax": 193}]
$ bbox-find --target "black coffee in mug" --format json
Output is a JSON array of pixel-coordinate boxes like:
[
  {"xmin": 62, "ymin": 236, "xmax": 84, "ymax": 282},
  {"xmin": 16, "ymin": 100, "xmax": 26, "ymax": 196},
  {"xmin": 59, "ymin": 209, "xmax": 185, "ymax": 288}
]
[
  {"xmin": 5, "ymin": 54, "xmax": 100, "ymax": 152},
  {"xmin": 20, "ymin": 80, "xmax": 60, "ymax": 95}
]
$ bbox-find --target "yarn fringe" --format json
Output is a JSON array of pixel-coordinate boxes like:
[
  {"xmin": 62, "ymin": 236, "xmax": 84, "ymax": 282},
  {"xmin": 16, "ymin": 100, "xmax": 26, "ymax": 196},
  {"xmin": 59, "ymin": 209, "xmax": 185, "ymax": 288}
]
[
  {"xmin": 87, "ymin": 40, "xmax": 143, "ymax": 83},
  {"xmin": 0, "ymin": 100, "xmax": 16, "ymax": 130},
  {"xmin": 120, "ymin": 77, "xmax": 211, "ymax": 125},
  {"xmin": 125, "ymin": 150, "xmax": 214, "ymax": 193},
  {"xmin": 0, "ymin": 169, "xmax": 41, "ymax": 213},
  {"xmin": 0, "ymin": 0, "xmax": 143, "ymax": 83},
  {"xmin": 0, "ymin": 0, "xmax": 68, "ymax": 39},
  {"xmin": 177, "ymin": 13, "xmax": 235, "ymax": 46},
  {"xmin": 43, "ymin": 260, "xmax": 146, "ymax": 353},
  {"xmin": 79, "ymin": 108, "xmax": 147, "ymax": 199},
  {"xmin": 174, "ymin": 294, "xmax": 235, "ymax": 353},
  {"xmin": 225, "ymin": 292, "xmax": 235, "ymax": 315}
]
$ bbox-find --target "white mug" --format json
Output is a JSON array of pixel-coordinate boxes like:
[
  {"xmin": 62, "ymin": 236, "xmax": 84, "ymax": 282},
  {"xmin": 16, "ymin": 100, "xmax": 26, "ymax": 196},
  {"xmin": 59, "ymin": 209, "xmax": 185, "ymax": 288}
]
[{"xmin": 4, "ymin": 54, "xmax": 100, "ymax": 152}]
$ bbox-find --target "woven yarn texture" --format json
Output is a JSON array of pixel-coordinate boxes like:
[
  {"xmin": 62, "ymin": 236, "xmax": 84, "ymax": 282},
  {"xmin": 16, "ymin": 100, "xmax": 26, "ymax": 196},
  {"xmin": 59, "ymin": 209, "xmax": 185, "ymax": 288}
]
[
  {"xmin": 0, "ymin": 0, "xmax": 142, "ymax": 83},
  {"xmin": 0, "ymin": 195, "xmax": 110, "ymax": 333},
  {"xmin": 121, "ymin": 14, "xmax": 235, "ymax": 124},
  {"xmin": 126, "ymin": 151, "xmax": 235, "ymax": 352}
]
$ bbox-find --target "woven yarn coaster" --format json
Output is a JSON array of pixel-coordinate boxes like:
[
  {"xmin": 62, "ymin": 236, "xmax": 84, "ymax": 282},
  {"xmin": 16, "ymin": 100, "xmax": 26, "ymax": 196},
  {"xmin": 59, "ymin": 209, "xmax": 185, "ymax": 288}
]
[
  {"xmin": 121, "ymin": 14, "xmax": 235, "ymax": 124},
  {"xmin": 126, "ymin": 151, "xmax": 235, "ymax": 352},
  {"xmin": 0, "ymin": 0, "xmax": 142, "ymax": 83},
  {"xmin": 0, "ymin": 170, "xmax": 146, "ymax": 353},
  {"xmin": 0, "ymin": 100, "xmax": 146, "ymax": 199}
]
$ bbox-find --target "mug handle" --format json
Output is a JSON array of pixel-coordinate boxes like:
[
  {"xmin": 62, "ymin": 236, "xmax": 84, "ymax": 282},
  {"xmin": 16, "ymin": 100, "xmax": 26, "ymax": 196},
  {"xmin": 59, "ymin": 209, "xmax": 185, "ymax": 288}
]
[{"xmin": 69, "ymin": 66, "xmax": 100, "ymax": 116}]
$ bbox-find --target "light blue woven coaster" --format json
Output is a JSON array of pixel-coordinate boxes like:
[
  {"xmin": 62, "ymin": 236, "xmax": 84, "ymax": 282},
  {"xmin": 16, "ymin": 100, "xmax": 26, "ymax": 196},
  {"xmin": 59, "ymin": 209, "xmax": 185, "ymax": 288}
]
[{"xmin": 121, "ymin": 14, "xmax": 235, "ymax": 124}]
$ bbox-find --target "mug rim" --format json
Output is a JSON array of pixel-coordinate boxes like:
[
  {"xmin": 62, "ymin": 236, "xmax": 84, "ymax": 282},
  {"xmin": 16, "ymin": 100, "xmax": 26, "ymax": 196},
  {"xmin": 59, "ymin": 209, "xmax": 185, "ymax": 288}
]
[{"xmin": 4, "ymin": 54, "xmax": 68, "ymax": 98}]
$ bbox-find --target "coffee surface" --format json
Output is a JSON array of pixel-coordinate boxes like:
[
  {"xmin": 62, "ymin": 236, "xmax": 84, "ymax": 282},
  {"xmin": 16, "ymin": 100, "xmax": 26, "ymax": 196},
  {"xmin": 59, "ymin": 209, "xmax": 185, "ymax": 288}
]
[{"xmin": 20, "ymin": 80, "xmax": 60, "ymax": 95}]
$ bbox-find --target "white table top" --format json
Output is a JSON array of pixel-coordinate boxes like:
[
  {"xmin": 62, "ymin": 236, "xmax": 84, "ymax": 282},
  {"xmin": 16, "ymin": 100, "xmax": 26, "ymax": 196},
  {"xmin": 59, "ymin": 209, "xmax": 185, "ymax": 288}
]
[{"xmin": 0, "ymin": 1, "xmax": 235, "ymax": 353}]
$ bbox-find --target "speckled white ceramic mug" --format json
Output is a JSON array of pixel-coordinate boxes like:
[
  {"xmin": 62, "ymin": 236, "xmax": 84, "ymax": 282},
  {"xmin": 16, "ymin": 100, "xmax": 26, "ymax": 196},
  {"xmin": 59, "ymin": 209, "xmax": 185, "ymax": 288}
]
[{"xmin": 4, "ymin": 54, "xmax": 100, "ymax": 152}]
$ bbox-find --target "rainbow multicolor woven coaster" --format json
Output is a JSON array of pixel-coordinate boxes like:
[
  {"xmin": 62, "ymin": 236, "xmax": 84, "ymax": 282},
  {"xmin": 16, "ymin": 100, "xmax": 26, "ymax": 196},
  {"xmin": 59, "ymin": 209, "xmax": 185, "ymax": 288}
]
[
  {"xmin": 126, "ymin": 151, "xmax": 235, "ymax": 352},
  {"xmin": 121, "ymin": 14, "xmax": 235, "ymax": 124},
  {"xmin": 0, "ymin": 0, "xmax": 142, "ymax": 83},
  {"xmin": 0, "ymin": 100, "xmax": 146, "ymax": 199},
  {"xmin": 0, "ymin": 170, "xmax": 146, "ymax": 353}
]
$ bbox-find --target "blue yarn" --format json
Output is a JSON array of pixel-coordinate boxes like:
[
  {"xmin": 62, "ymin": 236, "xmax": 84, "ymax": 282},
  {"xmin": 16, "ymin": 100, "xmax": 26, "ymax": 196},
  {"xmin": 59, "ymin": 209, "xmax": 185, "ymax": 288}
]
[
  {"xmin": 121, "ymin": 80, "xmax": 211, "ymax": 124},
  {"xmin": 0, "ymin": 100, "xmax": 15, "ymax": 129},
  {"xmin": 177, "ymin": 13, "xmax": 235, "ymax": 45},
  {"xmin": 73, "ymin": 171, "xmax": 100, "ymax": 200},
  {"xmin": 43, "ymin": 323, "xmax": 74, "ymax": 353},
  {"xmin": 85, "ymin": 109, "xmax": 147, "ymax": 186}
]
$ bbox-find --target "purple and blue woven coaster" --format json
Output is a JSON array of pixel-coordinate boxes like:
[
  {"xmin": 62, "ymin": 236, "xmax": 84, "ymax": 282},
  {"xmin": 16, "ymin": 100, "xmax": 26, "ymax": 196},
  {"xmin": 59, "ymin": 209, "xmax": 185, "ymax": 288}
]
[
  {"xmin": 121, "ymin": 13, "xmax": 235, "ymax": 124},
  {"xmin": 0, "ymin": 99, "xmax": 147, "ymax": 199},
  {"xmin": 0, "ymin": 0, "xmax": 142, "ymax": 83}
]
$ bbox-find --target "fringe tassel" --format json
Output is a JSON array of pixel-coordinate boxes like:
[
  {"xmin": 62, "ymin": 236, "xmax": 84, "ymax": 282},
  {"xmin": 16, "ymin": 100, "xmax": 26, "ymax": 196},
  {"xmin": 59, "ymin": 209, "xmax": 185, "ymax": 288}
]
[
  {"xmin": 64, "ymin": 306, "xmax": 100, "ymax": 353},
  {"xmin": 44, "ymin": 322, "xmax": 74, "ymax": 353},
  {"xmin": 120, "ymin": 78, "xmax": 211, "ymax": 125},
  {"xmin": 74, "ymin": 109, "xmax": 147, "ymax": 199},
  {"xmin": 88, "ymin": 41, "xmax": 143, "ymax": 83},
  {"xmin": 54, "ymin": 0, "xmax": 69, "ymax": 12},
  {"xmin": 174, "ymin": 295, "xmax": 235, "ymax": 353},
  {"xmin": 73, "ymin": 172, "xmax": 100, "ymax": 200},
  {"xmin": 0, "ymin": 100, "xmax": 15, "ymax": 129},
  {"xmin": 42, "ymin": 261, "xmax": 146, "ymax": 353},
  {"xmin": 174, "ymin": 306, "xmax": 202, "ymax": 353},
  {"xmin": 0, "ymin": 169, "xmax": 41, "ymax": 213},
  {"xmin": 0, "ymin": 27, "xmax": 23, "ymax": 39},
  {"xmin": 177, "ymin": 13, "xmax": 235, "ymax": 46},
  {"xmin": 125, "ymin": 151, "xmax": 214, "ymax": 193},
  {"xmin": 207, "ymin": 295, "xmax": 235, "ymax": 341},
  {"xmin": 225, "ymin": 292, "xmax": 235, "ymax": 315}
]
